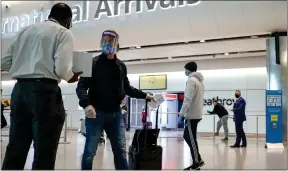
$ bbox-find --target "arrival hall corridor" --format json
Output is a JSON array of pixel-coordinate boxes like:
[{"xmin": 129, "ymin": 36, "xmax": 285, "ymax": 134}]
[{"xmin": 1, "ymin": 129, "xmax": 287, "ymax": 170}]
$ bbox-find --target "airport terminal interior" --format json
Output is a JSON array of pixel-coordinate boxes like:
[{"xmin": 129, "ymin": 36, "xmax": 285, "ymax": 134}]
[{"xmin": 1, "ymin": 0, "xmax": 288, "ymax": 170}]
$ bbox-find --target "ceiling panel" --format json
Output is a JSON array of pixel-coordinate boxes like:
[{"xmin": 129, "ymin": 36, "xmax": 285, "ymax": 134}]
[
  {"xmin": 242, "ymin": 1, "xmax": 277, "ymax": 33},
  {"xmin": 1, "ymin": 1, "xmax": 286, "ymax": 52},
  {"xmin": 132, "ymin": 5, "xmax": 191, "ymax": 46},
  {"xmin": 214, "ymin": 2, "xmax": 247, "ymax": 35},
  {"xmin": 186, "ymin": 1, "xmax": 220, "ymax": 40},
  {"xmin": 117, "ymin": 37, "xmax": 267, "ymax": 61}
]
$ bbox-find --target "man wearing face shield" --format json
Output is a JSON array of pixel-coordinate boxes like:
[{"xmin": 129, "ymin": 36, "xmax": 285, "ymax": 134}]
[
  {"xmin": 1, "ymin": 3, "xmax": 82, "ymax": 170},
  {"xmin": 76, "ymin": 30, "xmax": 154, "ymax": 170}
]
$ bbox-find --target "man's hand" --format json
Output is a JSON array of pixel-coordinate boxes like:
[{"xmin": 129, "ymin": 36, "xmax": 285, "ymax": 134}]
[
  {"xmin": 146, "ymin": 94, "xmax": 155, "ymax": 102},
  {"xmin": 84, "ymin": 105, "xmax": 96, "ymax": 118},
  {"xmin": 68, "ymin": 71, "xmax": 83, "ymax": 83}
]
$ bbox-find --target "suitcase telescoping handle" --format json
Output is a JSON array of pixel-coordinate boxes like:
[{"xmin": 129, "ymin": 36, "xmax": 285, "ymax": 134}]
[
  {"xmin": 155, "ymin": 106, "xmax": 159, "ymax": 129},
  {"xmin": 143, "ymin": 99, "xmax": 151, "ymax": 130},
  {"xmin": 144, "ymin": 99, "xmax": 149, "ymax": 124}
]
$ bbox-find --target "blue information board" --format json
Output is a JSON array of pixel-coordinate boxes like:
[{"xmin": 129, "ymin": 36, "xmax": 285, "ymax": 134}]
[{"xmin": 266, "ymin": 90, "xmax": 282, "ymax": 144}]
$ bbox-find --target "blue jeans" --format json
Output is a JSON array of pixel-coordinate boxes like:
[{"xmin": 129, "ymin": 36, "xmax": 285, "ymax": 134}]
[{"xmin": 81, "ymin": 110, "xmax": 128, "ymax": 170}]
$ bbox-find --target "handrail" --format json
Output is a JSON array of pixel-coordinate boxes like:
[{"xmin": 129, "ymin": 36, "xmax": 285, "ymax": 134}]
[
  {"xmin": 129, "ymin": 111, "xmax": 266, "ymax": 116},
  {"xmin": 2, "ymin": 109, "xmax": 265, "ymax": 139},
  {"xmin": 129, "ymin": 111, "xmax": 265, "ymax": 139}
]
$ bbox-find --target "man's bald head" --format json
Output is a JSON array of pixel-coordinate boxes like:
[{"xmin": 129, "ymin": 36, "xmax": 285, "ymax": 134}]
[{"xmin": 48, "ymin": 3, "xmax": 73, "ymax": 29}]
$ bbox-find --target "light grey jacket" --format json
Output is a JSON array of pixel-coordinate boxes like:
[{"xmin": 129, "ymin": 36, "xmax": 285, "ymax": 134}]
[{"xmin": 180, "ymin": 72, "xmax": 204, "ymax": 120}]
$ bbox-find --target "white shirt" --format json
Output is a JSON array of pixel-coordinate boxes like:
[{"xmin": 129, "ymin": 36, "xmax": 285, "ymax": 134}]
[{"xmin": 1, "ymin": 20, "xmax": 74, "ymax": 82}]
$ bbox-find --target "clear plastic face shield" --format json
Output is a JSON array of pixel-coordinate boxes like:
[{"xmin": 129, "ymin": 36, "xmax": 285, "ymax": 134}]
[{"xmin": 100, "ymin": 31, "xmax": 119, "ymax": 56}]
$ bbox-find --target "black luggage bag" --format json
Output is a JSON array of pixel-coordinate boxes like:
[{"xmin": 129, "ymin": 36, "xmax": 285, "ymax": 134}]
[{"xmin": 128, "ymin": 100, "xmax": 162, "ymax": 170}]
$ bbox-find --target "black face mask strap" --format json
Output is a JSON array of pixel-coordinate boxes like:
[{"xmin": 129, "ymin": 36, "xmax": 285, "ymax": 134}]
[{"xmin": 117, "ymin": 43, "xmax": 120, "ymax": 52}]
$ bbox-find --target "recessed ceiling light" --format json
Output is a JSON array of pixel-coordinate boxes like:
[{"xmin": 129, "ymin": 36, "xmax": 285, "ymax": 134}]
[
  {"xmin": 224, "ymin": 53, "xmax": 229, "ymax": 55},
  {"xmin": 200, "ymin": 40, "xmax": 205, "ymax": 43},
  {"xmin": 135, "ymin": 46, "xmax": 141, "ymax": 49}
]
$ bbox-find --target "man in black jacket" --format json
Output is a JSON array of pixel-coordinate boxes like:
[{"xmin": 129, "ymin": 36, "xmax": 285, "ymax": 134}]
[
  {"xmin": 76, "ymin": 30, "xmax": 153, "ymax": 170},
  {"xmin": 207, "ymin": 97, "xmax": 229, "ymax": 141}
]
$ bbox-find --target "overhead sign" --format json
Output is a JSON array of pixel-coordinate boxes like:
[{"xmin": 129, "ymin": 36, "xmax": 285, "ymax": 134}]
[
  {"xmin": 139, "ymin": 74, "xmax": 167, "ymax": 90},
  {"xmin": 2, "ymin": 0, "xmax": 201, "ymax": 35},
  {"xmin": 204, "ymin": 96, "xmax": 235, "ymax": 106},
  {"xmin": 266, "ymin": 90, "xmax": 283, "ymax": 147}
]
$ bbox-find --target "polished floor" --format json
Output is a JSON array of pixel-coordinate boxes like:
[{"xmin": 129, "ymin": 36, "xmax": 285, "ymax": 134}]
[{"xmin": 1, "ymin": 129, "xmax": 287, "ymax": 170}]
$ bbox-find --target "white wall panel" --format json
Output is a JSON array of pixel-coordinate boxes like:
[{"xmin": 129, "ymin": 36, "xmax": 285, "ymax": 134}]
[
  {"xmin": 246, "ymin": 90, "xmax": 265, "ymax": 113},
  {"xmin": 203, "ymin": 75, "xmax": 247, "ymax": 91},
  {"xmin": 246, "ymin": 73, "xmax": 267, "ymax": 90}
]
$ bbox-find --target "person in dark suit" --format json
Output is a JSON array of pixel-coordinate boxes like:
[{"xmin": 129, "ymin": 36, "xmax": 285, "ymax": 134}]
[{"xmin": 230, "ymin": 90, "xmax": 247, "ymax": 148}]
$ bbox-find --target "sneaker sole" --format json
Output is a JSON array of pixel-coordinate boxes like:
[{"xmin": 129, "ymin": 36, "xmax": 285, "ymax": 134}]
[{"xmin": 193, "ymin": 162, "xmax": 205, "ymax": 170}]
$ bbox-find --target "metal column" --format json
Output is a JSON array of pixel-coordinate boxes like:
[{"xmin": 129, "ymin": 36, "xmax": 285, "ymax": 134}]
[{"xmin": 266, "ymin": 32, "xmax": 287, "ymax": 144}]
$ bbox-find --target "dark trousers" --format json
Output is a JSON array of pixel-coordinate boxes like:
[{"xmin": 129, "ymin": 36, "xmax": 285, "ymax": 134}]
[
  {"xmin": 2, "ymin": 80, "xmax": 65, "ymax": 170},
  {"xmin": 183, "ymin": 119, "xmax": 202, "ymax": 164},
  {"xmin": 1, "ymin": 110, "xmax": 7, "ymax": 128},
  {"xmin": 234, "ymin": 121, "xmax": 247, "ymax": 146}
]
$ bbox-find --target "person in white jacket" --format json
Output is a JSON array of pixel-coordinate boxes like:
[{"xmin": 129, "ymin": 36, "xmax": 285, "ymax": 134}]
[{"xmin": 179, "ymin": 61, "xmax": 205, "ymax": 170}]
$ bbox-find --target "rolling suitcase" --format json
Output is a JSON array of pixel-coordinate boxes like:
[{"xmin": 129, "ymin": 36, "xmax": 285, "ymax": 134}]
[{"xmin": 128, "ymin": 100, "xmax": 162, "ymax": 170}]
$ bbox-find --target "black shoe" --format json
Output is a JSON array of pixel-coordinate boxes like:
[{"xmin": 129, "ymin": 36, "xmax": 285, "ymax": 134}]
[
  {"xmin": 241, "ymin": 145, "xmax": 247, "ymax": 148},
  {"xmin": 214, "ymin": 133, "xmax": 219, "ymax": 136},
  {"xmin": 184, "ymin": 166, "xmax": 192, "ymax": 170},
  {"xmin": 230, "ymin": 145, "xmax": 240, "ymax": 148},
  {"xmin": 184, "ymin": 160, "xmax": 205, "ymax": 170},
  {"xmin": 221, "ymin": 138, "xmax": 228, "ymax": 141},
  {"xmin": 191, "ymin": 160, "xmax": 205, "ymax": 170}
]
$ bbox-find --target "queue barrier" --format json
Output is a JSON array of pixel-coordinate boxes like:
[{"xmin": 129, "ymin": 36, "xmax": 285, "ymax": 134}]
[
  {"xmin": 1, "ymin": 110, "xmax": 70, "ymax": 144},
  {"xmin": 1, "ymin": 109, "xmax": 265, "ymax": 141},
  {"xmin": 130, "ymin": 111, "xmax": 265, "ymax": 140}
]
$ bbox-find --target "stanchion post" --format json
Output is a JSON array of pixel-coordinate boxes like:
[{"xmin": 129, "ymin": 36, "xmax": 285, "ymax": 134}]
[
  {"xmin": 64, "ymin": 112, "xmax": 67, "ymax": 142},
  {"xmin": 256, "ymin": 116, "xmax": 259, "ymax": 140},
  {"xmin": 213, "ymin": 115, "xmax": 215, "ymax": 140},
  {"xmin": 59, "ymin": 112, "xmax": 70, "ymax": 144}
]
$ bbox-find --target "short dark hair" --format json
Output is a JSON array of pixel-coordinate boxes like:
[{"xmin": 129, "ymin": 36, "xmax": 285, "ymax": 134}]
[
  {"xmin": 212, "ymin": 97, "xmax": 218, "ymax": 103},
  {"xmin": 184, "ymin": 61, "xmax": 197, "ymax": 72},
  {"xmin": 49, "ymin": 3, "xmax": 72, "ymax": 22}
]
